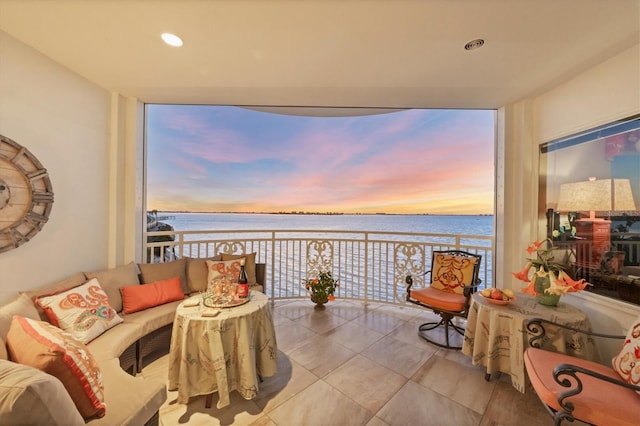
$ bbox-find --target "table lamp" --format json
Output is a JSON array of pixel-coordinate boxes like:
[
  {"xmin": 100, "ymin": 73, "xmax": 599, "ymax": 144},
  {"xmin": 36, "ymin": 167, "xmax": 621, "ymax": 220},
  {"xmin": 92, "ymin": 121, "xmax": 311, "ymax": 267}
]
[
  {"xmin": 556, "ymin": 177, "xmax": 636, "ymax": 219},
  {"xmin": 556, "ymin": 177, "xmax": 636, "ymax": 270}
]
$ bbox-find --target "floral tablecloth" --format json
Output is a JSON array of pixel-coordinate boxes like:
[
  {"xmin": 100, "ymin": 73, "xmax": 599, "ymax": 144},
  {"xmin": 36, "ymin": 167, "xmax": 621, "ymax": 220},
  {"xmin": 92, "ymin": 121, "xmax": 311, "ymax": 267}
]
[
  {"xmin": 462, "ymin": 292, "xmax": 601, "ymax": 393},
  {"xmin": 168, "ymin": 291, "xmax": 278, "ymax": 408}
]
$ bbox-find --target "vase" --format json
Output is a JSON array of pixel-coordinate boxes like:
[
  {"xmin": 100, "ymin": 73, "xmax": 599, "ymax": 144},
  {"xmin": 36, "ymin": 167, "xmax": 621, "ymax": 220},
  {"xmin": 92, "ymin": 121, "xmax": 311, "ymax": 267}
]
[
  {"xmin": 310, "ymin": 294, "xmax": 328, "ymax": 309},
  {"xmin": 533, "ymin": 276, "xmax": 561, "ymax": 307}
]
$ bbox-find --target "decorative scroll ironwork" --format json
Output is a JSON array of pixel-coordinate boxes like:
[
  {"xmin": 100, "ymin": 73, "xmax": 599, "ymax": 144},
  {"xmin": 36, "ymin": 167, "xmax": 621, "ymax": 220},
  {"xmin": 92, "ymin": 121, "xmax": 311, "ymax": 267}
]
[
  {"xmin": 306, "ymin": 240, "xmax": 334, "ymax": 276},
  {"xmin": 215, "ymin": 241, "xmax": 246, "ymax": 255},
  {"xmin": 393, "ymin": 243, "xmax": 425, "ymax": 302}
]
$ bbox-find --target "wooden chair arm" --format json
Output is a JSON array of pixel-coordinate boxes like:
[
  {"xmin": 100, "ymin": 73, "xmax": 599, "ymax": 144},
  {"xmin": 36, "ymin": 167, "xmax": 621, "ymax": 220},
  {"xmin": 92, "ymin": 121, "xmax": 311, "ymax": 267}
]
[
  {"xmin": 551, "ymin": 363, "xmax": 640, "ymax": 424},
  {"xmin": 526, "ymin": 318, "xmax": 625, "ymax": 348}
]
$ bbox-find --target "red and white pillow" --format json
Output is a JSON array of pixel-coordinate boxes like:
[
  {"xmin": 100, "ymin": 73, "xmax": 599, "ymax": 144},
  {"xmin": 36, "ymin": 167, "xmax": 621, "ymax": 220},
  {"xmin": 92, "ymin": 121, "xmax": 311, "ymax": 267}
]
[
  {"xmin": 35, "ymin": 278, "xmax": 123, "ymax": 344},
  {"xmin": 205, "ymin": 259, "xmax": 242, "ymax": 290},
  {"xmin": 6, "ymin": 316, "xmax": 106, "ymax": 420},
  {"xmin": 612, "ymin": 314, "xmax": 640, "ymax": 394}
]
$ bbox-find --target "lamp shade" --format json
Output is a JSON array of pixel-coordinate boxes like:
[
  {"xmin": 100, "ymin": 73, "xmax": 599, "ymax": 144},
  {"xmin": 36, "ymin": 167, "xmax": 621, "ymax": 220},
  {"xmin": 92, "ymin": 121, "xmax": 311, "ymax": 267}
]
[{"xmin": 556, "ymin": 178, "xmax": 636, "ymax": 214}]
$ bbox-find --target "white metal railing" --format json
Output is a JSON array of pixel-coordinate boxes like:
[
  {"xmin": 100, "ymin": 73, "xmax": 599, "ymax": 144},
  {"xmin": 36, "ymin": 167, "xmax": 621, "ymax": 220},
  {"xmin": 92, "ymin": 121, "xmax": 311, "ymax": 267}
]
[{"xmin": 145, "ymin": 229, "xmax": 494, "ymax": 305}]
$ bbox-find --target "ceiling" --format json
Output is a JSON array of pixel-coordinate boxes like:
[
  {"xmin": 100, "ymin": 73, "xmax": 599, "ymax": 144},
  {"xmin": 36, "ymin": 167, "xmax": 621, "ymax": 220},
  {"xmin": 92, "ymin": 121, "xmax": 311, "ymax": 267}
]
[{"xmin": 0, "ymin": 0, "xmax": 638, "ymax": 112}]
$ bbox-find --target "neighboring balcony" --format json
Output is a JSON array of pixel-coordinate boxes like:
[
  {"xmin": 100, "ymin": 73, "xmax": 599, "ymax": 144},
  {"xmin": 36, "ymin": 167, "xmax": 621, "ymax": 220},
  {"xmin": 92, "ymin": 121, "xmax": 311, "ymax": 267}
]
[{"xmin": 145, "ymin": 229, "xmax": 494, "ymax": 304}]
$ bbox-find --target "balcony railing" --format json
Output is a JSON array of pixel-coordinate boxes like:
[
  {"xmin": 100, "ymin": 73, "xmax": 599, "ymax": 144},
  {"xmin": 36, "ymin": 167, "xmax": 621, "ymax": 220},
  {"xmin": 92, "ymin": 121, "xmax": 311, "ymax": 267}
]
[{"xmin": 145, "ymin": 229, "xmax": 494, "ymax": 305}]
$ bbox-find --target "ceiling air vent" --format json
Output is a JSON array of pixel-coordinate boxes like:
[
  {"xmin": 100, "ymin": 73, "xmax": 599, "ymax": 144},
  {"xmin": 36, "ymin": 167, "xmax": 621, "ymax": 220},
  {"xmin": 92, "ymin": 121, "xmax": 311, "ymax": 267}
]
[{"xmin": 464, "ymin": 39, "xmax": 485, "ymax": 51}]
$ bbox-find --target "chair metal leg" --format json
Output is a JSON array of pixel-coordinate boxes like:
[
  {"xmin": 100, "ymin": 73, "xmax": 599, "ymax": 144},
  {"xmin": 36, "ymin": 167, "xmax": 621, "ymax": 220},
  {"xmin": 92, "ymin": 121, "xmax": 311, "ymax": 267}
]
[{"xmin": 417, "ymin": 315, "xmax": 465, "ymax": 349}]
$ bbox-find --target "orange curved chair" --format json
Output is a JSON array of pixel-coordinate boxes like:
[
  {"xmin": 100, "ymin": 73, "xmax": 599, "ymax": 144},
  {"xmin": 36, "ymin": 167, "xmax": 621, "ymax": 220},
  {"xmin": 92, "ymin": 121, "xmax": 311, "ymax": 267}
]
[
  {"xmin": 405, "ymin": 250, "xmax": 481, "ymax": 349},
  {"xmin": 524, "ymin": 318, "xmax": 640, "ymax": 425}
]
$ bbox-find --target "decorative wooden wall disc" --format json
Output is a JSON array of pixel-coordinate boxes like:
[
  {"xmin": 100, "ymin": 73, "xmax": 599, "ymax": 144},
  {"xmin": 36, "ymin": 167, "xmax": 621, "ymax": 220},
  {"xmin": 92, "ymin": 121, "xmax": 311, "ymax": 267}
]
[{"xmin": 0, "ymin": 135, "xmax": 54, "ymax": 253}]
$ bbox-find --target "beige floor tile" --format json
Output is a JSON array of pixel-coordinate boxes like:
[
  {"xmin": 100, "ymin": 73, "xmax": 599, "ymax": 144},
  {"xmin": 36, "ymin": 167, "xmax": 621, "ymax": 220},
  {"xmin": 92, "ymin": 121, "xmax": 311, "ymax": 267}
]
[
  {"xmin": 365, "ymin": 416, "xmax": 391, "ymax": 426},
  {"xmin": 373, "ymin": 303, "xmax": 425, "ymax": 321},
  {"xmin": 272, "ymin": 300, "xmax": 314, "ymax": 321},
  {"xmin": 390, "ymin": 318, "xmax": 437, "ymax": 349},
  {"xmin": 412, "ymin": 354, "xmax": 496, "ymax": 414},
  {"xmin": 326, "ymin": 300, "xmax": 368, "ymax": 321},
  {"xmin": 352, "ymin": 309, "xmax": 410, "ymax": 334},
  {"xmin": 293, "ymin": 308, "xmax": 350, "ymax": 334},
  {"xmin": 287, "ymin": 335, "xmax": 357, "ymax": 377},
  {"xmin": 160, "ymin": 389, "xmax": 263, "ymax": 426},
  {"xmin": 377, "ymin": 380, "xmax": 482, "ymax": 426},
  {"xmin": 248, "ymin": 415, "xmax": 277, "ymax": 426},
  {"xmin": 479, "ymin": 381, "xmax": 551, "ymax": 426},
  {"xmin": 253, "ymin": 353, "xmax": 318, "ymax": 413},
  {"xmin": 324, "ymin": 321, "xmax": 385, "ymax": 352},
  {"xmin": 324, "ymin": 354, "xmax": 407, "ymax": 414},
  {"xmin": 267, "ymin": 380, "xmax": 373, "ymax": 426},
  {"xmin": 273, "ymin": 320, "xmax": 318, "ymax": 353},
  {"xmin": 362, "ymin": 335, "xmax": 436, "ymax": 378}
]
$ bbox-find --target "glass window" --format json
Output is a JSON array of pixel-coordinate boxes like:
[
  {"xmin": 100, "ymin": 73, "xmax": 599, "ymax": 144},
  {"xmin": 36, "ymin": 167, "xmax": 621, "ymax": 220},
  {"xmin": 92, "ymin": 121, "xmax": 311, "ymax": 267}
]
[{"xmin": 539, "ymin": 115, "xmax": 640, "ymax": 305}]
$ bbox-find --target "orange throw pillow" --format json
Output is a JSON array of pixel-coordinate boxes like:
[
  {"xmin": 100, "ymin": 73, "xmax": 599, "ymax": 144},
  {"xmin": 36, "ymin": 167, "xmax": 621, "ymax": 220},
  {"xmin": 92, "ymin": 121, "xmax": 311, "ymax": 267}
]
[
  {"xmin": 6, "ymin": 316, "xmax": 106, "ymax": 420},
  {"xmin": 120, "ymin": 276, "xmax": 184, "ymax": 314}
]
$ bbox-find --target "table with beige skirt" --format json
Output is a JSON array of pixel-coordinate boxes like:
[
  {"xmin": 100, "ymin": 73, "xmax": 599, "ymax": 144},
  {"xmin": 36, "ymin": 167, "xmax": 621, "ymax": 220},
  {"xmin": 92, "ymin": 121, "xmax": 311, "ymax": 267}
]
[
  {"xmin": 168, "ymin": 291, "xmax": 278, "ymax": 408},
  {"xmin": 462, "ymin": 292, "xmax": 601, "ymax": 393}
]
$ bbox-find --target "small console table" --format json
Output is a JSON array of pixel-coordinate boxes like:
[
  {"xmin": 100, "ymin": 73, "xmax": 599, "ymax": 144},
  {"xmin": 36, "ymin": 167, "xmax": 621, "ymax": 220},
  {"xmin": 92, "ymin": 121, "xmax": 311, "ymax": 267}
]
[{"xmin": 462, "ymin": 292, "xmax": 601, "ymax": 393}]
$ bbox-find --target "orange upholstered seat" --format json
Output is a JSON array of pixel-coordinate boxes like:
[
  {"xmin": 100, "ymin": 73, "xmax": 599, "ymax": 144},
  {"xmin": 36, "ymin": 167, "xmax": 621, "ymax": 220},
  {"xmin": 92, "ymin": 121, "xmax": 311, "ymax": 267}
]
[
  {"xmin": 524, "ymin": 347, "xmax": 639, "ymax": 426},
  {"xmin": 410, "ymin": 287, "xmax": 466, "ymax": 312}
]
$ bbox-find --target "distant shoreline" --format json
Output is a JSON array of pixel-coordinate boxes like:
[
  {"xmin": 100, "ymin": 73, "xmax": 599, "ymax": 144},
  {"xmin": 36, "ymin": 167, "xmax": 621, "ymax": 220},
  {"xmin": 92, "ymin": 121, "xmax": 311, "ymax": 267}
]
[{"xmin": 152, "ymin": 210, "xmax": 494, "ymax": 217}]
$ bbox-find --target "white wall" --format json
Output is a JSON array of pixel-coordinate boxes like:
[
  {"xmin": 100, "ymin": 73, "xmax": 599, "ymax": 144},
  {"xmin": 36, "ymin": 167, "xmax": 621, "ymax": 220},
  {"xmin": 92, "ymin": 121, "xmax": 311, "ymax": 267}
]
[
  {"xmin": 0, "ymin": 31, "xmax": 111, "ymax": 303},
  {"xmin": 499, "ymin": 44, "xmax": 640, "ymax": 362}
]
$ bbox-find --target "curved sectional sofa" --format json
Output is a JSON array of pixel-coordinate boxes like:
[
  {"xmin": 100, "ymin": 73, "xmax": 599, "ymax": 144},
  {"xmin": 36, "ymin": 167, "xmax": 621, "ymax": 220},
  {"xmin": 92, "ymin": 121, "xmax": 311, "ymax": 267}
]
[{"xmin": 0, "ymin": 255, "xmax": 265, "ymax": 425}]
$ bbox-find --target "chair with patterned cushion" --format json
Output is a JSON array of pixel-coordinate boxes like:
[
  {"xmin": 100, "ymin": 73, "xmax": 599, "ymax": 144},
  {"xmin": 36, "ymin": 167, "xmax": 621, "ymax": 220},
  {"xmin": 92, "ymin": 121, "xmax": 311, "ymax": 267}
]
[
  {"xmin": 405, "ymin": 250, "xmax": 482, "ymax": 349},
  {"xmin": 523, "ymin": 317, "xmax": 640, "ymax": 426}
]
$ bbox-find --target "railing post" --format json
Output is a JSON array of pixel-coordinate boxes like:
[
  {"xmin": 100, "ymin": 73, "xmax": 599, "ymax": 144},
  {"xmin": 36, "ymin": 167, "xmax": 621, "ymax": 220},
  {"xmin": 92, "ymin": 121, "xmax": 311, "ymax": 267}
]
[
  {"xmin": 364, "ymin": 232, "xmax": 369, "ymax": 305},
  {"xmin": 270, "ymin": 231, "xmax": 276, "ymax": 301}
]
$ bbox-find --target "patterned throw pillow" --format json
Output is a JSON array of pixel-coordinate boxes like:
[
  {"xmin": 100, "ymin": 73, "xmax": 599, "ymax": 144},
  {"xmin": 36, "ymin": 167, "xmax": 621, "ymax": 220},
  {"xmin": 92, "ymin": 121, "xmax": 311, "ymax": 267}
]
[
  {"xmin": 430, "ymin": 254, "xmax": 477, "ymax": 294},
  {"xmin": 205, "ymin": 259, "xmax": 242, "ymax": 290},
  {"xmin": 6, "ymin": 316, "xmax": 106, "ymax": 420},
  {"xmin": 35, "ymin": 278, "xmax": 123, "ymax": 344},
  {"xmin": 612, "ymin": 315, "xmax": 640, "ymax": 394}
]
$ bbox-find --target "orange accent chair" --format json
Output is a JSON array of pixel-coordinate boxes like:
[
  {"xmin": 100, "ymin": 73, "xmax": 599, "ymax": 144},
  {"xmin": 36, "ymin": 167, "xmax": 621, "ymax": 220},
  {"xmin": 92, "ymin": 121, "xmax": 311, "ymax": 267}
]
[
  {"xmin": 405, "ymin": 250, "xmax": 482, "ymax": 349},
  {"xmin": 524, "ymin": 317, "xmax": 640, "ymax": 425}
]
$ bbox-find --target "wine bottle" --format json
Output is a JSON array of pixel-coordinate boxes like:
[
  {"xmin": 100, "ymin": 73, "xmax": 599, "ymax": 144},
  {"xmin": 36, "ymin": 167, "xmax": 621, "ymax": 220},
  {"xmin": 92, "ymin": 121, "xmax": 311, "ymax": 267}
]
[{"xmin": 237, "ymin": 258, "xmax": 249, "ymax": 298}]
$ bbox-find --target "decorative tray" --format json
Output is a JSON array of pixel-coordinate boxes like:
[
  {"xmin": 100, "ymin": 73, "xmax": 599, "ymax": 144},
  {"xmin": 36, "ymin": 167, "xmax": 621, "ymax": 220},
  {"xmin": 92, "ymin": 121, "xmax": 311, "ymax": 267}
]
[
  {"xmin": 202, "ymin": 295, "xmax": 250, "ymax": 308},
  {"xmin": 482, "ymin": 295, "xmax": 516, "ymax": 305}
]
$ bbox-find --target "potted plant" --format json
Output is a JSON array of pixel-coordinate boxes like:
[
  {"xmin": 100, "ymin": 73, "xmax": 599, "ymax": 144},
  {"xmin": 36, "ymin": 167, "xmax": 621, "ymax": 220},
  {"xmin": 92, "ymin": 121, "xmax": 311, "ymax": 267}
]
[{"xmin": 303, "ymin": 271, "xmax": 339, "ymax": 309}]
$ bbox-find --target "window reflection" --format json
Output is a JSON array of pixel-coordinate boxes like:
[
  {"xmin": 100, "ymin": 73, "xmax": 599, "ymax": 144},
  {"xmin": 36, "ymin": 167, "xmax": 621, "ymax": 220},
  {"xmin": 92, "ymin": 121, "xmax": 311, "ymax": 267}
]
[{"xmin": 539, "ymin": 115, "xmax": 640, "ymax": 305}]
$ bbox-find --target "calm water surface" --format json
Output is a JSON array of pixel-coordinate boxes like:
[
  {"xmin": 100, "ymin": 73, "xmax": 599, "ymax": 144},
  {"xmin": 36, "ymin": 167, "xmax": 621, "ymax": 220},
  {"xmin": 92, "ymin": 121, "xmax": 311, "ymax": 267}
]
[{"xmin": 159, "ymin": 212, "xmax": 494, "ymax": 236}]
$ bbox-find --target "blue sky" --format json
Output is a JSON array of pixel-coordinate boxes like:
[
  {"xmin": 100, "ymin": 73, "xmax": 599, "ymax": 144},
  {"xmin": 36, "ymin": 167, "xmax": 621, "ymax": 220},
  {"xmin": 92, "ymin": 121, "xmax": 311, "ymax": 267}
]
[{"xmin": 146, "ymin": 106, "xmax": 495, "ymax": 214}]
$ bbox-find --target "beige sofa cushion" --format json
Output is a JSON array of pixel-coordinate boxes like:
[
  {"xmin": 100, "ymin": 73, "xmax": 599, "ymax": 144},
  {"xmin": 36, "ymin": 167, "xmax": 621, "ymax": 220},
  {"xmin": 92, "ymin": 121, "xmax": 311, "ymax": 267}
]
[
  {"xmin": 85, "ymin": 262, "xmax": 140, "ymax": 313},
  {"xmin": 0, "ymin": 294, "xmax": 40, "ymax": 360},
  {"xmin": 0, "ymin": 359, "xmax": 84, "ymax": 425},
  {"xmin": 21, "ymin": 272, "xmax": 87, "ymax": 321},
  {"xmin": 87, "ymin": 322, "xmax": 146, "ymax": 362},
  {"xmin": 185, "ymin": 255, "xmax": 222, "ymax": 293},
  {"xmin": 89, "ymin": 358, "xmax": 166, "ymax": 426},
  {"xmin": 138, "ymin": 258, "xmax": 188, "ymax": 294}
]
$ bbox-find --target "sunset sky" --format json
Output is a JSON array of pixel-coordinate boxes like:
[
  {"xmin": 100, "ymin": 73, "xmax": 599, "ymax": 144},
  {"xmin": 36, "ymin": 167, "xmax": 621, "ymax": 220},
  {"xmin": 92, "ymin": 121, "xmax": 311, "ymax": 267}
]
[{"xmin": 146, "ymin": 105, "xmax": 495, "ymax": 215}]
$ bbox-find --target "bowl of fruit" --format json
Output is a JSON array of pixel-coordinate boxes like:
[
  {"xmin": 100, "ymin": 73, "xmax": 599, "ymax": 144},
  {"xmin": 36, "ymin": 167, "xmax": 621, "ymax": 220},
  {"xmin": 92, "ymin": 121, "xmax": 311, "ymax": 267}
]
[{"xmin": 479, "ymin": 288, "xmax": 516, "ymax": 305}]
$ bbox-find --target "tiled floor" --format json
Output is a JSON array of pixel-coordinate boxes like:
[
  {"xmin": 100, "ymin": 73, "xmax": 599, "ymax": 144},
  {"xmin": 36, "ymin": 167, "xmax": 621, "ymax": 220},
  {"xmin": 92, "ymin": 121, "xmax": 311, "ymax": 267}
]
[{"xmin": 141, "ymin": 299, "xmax": 553, "ymax": 425}]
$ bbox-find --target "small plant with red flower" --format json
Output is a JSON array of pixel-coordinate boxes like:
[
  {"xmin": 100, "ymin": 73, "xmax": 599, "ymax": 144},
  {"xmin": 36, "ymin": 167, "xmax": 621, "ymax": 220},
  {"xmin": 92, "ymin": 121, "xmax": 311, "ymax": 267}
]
[{"xmin": 303, "ymin": 271, "xmax": 339, "ymax": 302}]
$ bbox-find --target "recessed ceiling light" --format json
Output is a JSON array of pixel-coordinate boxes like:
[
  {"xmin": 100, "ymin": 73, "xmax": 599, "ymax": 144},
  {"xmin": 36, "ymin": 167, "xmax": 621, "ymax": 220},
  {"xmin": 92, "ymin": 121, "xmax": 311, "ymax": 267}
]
[
  {"xmin": 161, "ymin": 33, "xmax": 183, "ymax": 47},
  {"xmin": 464, "ymin": 39, "xmax": 485, "ymax": 51}
]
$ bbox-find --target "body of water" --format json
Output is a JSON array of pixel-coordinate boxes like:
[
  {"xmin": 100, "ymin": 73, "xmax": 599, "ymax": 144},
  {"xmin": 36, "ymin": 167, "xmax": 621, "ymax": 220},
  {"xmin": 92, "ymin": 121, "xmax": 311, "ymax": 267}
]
[
  {"xmin": 153, "ymin": 212, "xmax": 495, "ymax": 298},
  {"xmin": 157, "ymin": 212, "xmax": 494, "ymax": 236}
]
